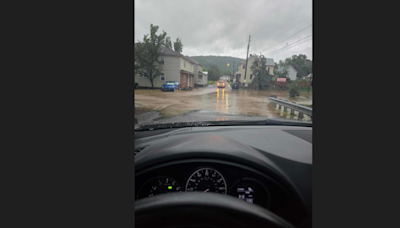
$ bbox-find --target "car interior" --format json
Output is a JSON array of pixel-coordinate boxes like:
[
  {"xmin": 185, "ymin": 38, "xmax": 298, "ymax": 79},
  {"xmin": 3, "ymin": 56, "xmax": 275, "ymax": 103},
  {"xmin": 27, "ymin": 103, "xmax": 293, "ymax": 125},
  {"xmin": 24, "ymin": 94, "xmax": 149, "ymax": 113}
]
[{"xmin": 135, "ymin": 124, "xmax": 312, "ymax": 228}]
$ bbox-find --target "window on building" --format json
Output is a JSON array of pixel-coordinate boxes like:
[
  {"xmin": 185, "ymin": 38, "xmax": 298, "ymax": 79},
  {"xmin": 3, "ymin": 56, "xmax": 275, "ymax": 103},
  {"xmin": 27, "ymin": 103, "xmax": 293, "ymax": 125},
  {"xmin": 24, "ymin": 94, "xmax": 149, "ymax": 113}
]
[
  {"xmin": 250, "ymin": 74, "xmax": 253, "ymax": 79},
  {"xmin": 160, "ymin": 56, "xmax": 164, "ymax": 64},
  {"xmin": 160, "ymin": 73, "xmax": 165, "ymax": 81},
  {"xmin": 184, "ymin": 61, "xmax": 186, "ymax": 67},
  {"xmin": 183, "ymin": 75, "xmax": 186, "ymax": 82}
]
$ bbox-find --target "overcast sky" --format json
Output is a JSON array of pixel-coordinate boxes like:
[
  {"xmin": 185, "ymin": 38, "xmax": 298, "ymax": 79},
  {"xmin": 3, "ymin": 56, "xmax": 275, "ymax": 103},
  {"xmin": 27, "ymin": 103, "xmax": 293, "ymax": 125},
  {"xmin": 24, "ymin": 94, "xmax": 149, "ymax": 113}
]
[{"xmin": 135, "ymin": 0, "xmax": 312, "ymax": 62}]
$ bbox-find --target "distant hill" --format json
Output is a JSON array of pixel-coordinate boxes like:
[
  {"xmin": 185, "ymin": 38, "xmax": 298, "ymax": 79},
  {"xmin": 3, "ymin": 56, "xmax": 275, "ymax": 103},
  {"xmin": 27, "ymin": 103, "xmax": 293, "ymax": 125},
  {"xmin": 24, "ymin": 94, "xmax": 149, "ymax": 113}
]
[{"xmin": 190, "ymin": 56, "xmax": 245, "ymax": 75}]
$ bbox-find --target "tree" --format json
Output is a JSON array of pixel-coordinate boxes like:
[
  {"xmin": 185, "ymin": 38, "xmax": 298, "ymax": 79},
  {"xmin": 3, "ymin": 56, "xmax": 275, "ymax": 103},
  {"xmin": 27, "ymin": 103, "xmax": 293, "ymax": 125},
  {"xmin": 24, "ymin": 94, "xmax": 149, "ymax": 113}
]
[
  {"xmin": 274, "ymin": 61, "xmax": 288, "ymax": 79},
  {"xmin": 278, "ymin": 54, "xmax": 312, "ymax": 77},
  {"xmin": 208, "ymin": 65, "xmax": 221, "ymax": 81},
  {"xmin": 249, "ymin": 54, "xmax": 272, "ymax": 90},
  {"xmin": 275, "ymin": 66, "xmax": 289, "ymax": 78},
  {"xmin": 134, "ymin": 24, "xmax": 167, "ymax": 89},
  {"xmin": 165, "ymin": 36, "xmax": 172, "ymax": 49},
  {"xmin": 222, "ymin": 70, "xmax": 231, "ymax": 76},
  {"xmin": 289, "ymin": 82, "xmax": 300, "ymax": 97},
  {"xmin": 173, "ymin": 37, "xmax": 183, "ymax": 53}
]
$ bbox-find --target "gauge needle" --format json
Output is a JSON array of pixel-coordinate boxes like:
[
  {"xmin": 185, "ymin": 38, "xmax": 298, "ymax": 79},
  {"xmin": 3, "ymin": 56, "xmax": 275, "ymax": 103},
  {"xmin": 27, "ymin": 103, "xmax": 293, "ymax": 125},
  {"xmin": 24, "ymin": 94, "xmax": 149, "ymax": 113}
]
[{"xmin": 204, "ymin": 189, "xmax": 209, "ymax": 192}]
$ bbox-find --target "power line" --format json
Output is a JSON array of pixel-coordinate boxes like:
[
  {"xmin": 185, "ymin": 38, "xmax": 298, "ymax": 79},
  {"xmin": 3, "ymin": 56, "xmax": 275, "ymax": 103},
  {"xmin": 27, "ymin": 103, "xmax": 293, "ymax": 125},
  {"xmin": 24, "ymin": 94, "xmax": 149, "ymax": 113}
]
[
  {"xmin": 250, "ymin": 13, "xmax": 311, "ymax": 52},
  {"xmin": 266, "ymin": 34, "xmax": 312, "ymax": 55},
  {"xmin": 232, "ymin": 35, "xmax": 309, "ymax": 62},
  {"xmin": 268, "ymin": 37, "xmax": 312, "ymax": 55},
  {"xmin": 269, "ymin": 14, "xmax": 311, "ymax": 41},
  {"xmin": 267, "ymin": 37, "xmax": 312, "ymax": 56},
  {"xmin": 260, "ymin": 24, "xmax": 312, "ymax": 53}
]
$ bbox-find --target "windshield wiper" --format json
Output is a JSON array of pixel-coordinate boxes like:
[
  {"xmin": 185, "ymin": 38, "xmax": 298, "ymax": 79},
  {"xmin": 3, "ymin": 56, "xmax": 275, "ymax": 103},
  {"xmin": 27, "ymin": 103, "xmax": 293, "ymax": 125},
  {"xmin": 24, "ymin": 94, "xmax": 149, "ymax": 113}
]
[
  {"xmin": 135, "ymin": 118, "xmax": 311, "ymax": 131},
  {"xmin": 203, "ymin": 119, "xmax": 312, "ymax": 127},
  {"xmin": 135, "ymin": 121, "xmax": 213, "ymax": 131}
]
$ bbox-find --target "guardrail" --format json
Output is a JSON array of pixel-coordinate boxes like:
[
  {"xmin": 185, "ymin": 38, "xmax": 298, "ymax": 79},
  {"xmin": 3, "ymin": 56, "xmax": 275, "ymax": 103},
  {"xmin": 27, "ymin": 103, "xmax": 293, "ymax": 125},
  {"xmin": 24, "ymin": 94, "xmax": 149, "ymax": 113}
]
[{"xmin": 268, "ymin": 97, "xmax": 312, "ymax": 118}]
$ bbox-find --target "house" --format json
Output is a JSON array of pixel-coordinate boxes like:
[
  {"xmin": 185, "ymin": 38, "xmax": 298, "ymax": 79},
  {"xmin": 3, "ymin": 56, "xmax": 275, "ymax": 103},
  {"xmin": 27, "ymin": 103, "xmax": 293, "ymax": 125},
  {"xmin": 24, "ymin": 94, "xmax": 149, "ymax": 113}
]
[
  {"xmin": 188, "ymin": 58, "xmax": 208, "ymax": 87},
  {"xmin": 302, "ymin": 73, "xmax": 312, "ymax": 80},
  {"xmin": 275, "ymin": 65, "xmax": 298, "ymax": 81},
  {"xmin": 134, "ymin": 44, "xmax": 197, "ymax": 88},
  {"xmin": 195, "ymin": 64, "xmax": 208, "ymax": 87},
  {"xmin": 221, "ymin": 75, "xmax": 231, "ymax": 81},
  {"xmin": 234, "ymin": 54, "xmax": 275, "ymax": 87}
]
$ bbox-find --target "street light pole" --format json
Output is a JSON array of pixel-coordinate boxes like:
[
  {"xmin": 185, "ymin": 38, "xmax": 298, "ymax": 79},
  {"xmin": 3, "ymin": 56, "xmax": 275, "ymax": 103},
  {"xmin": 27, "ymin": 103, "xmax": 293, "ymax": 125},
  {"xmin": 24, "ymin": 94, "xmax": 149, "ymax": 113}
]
[
  {"xmin": 244, "ymin": 35, "xmax": 251, "ymax": 86},
  {"xmin": 307, "ymin": 73, "xmax": 312, "ymax": 99},
  {"xmin": 232, "ymin": 57, "xmax": 235, "ymax": 81}
]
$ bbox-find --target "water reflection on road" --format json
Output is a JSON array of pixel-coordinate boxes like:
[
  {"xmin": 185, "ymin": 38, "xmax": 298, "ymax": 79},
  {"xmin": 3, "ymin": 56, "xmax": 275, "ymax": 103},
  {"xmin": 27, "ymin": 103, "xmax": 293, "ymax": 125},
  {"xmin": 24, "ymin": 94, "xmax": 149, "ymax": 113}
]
[{"xmin": 135, "ymin": 83, "xmax": 312, "ymax": 123}]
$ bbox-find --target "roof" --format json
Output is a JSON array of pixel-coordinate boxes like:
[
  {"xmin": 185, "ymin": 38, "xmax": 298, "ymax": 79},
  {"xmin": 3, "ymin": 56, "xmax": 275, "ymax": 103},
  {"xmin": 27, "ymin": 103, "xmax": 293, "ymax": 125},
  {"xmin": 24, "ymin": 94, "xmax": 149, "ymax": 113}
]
[
  {"xmin": 240, "ymin": 57, "xmax": 274, "ymax": 66},
  {"xmin": 250, "ymin": 56, "xmax": 274, "ymax": 66},
  {"xmin": 160, "ymin": 46, "xmax": 181, "ymax": 56},
  {"xmin": 266, "ymin": 58, "xmax": 275, "ymax": 66},
  {"xmin": 134, "ymin": 44, "xmax": 216, "ymax": 65},
  {"xmin": 180, "ymin": 70, "xmax": 195, "ymax": 75},
  {"xmin": 134, "ymin": 43, "xmax": 181, "ymax": 56},
  {"xmin": 182, "ymin": 55, "xmax": 198, "ymax": 64}
]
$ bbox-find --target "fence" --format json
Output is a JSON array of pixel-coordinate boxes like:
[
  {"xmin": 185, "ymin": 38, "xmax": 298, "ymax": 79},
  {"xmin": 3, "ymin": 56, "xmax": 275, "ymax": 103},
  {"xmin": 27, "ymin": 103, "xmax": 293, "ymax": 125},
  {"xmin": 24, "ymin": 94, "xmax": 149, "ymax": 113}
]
[{"xmin": 298, "ymin": 81, "xmax": 311, "ymax": 88}]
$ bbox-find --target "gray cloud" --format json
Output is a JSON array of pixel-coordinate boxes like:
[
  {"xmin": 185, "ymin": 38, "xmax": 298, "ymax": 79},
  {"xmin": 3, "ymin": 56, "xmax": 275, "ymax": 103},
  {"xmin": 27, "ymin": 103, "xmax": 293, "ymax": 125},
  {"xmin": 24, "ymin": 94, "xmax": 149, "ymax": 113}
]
[{"xmin": 135, "ymin": 0, "xmax": 312, "ymax": 61}]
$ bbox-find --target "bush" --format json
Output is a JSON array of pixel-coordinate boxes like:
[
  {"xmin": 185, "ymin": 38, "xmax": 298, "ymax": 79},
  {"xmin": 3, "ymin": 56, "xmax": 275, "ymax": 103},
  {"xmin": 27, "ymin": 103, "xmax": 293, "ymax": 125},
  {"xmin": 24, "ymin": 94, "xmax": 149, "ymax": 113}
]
[
  {"xmin": 289, "ymin": 82, "xmax": 300, "ymax": 97},
  {"xmin": 286, "ymin": 77, "xmax": 291, "ymax": 83}
]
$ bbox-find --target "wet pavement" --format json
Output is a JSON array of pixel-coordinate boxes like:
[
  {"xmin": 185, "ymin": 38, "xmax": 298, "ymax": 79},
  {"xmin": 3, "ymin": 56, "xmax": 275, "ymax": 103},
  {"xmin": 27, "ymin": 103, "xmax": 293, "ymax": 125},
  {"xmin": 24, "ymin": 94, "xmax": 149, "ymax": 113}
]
[{"xmin": 135, "ymin": 83, "xmax": 312, "ymax": 125}]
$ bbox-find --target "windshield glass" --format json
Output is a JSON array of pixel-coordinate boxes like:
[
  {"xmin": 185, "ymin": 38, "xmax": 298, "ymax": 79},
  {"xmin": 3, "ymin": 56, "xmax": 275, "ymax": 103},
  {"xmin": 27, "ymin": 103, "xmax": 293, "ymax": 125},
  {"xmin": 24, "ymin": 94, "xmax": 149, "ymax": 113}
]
[{"xmin": 134, "ymin": 0, "xmax": 312, "ymax": 128}]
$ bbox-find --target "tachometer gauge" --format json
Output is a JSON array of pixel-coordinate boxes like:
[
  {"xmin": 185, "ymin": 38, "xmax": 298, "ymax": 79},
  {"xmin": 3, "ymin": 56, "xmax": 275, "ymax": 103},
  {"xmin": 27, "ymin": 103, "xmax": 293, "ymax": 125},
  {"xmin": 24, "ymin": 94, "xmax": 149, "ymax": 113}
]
[
  {"xmin": 185, "ymin": 168, "xmax": 227, "ymax": 194},
  {"xmin": 137, "ymin": 176, "xmax": 181, "ymax": 199}
]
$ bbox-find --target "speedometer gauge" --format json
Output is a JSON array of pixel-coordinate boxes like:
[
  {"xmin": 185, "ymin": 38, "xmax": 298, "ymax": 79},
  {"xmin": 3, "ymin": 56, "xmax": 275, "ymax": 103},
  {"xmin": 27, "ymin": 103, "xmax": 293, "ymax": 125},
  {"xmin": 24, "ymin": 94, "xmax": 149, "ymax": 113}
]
[{"xmin": 185, "ymin": 168, "xmax": 227, "ymax": 194}]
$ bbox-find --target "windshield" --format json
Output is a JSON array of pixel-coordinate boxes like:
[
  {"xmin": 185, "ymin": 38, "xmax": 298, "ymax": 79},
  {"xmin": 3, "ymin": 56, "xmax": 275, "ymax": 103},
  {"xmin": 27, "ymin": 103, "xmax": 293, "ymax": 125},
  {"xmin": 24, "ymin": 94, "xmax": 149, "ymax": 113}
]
[{"xmin": 134, "ymin": 0, "xmax": 312, "ymax": 128}]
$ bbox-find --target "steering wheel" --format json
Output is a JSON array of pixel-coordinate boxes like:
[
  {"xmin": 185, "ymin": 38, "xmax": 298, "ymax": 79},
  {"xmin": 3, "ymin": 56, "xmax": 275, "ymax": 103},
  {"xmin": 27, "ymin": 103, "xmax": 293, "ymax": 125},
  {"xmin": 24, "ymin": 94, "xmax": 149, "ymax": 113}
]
[{"xmin": 135, "ymin": 192, "xmax": 296, "ymax": 228}]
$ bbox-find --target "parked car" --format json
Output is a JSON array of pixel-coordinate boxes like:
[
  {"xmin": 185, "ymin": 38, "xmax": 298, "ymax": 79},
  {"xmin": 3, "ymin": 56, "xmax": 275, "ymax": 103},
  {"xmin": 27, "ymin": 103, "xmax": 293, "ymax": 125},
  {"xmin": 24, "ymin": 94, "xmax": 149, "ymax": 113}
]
[
  {"xmin": 217, "ymin": 80, "xmax": 225, "ymax": 88},
  {"xmin": 231, "ymin": 82, "xmax": 240, "ymax": 90},
  {"xmin": 161, "ymin": 81, "xmax": 181, "ymax": 92}
]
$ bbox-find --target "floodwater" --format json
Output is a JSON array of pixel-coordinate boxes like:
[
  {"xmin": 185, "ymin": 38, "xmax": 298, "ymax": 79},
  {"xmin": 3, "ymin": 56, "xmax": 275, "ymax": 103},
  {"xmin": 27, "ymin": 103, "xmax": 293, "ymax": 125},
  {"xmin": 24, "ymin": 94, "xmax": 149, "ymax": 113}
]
[{"xmin": 135, "ymin": 83, "xmax": 312, "ymax": 125}]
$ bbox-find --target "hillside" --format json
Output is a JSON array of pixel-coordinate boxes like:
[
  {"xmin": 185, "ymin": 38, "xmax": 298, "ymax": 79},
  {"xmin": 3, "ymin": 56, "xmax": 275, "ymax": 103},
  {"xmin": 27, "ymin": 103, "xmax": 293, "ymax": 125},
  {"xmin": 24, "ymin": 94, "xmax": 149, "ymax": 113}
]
[{"xmin": 190, "ymin": 56, "xmax": 245, "ymax": 75}]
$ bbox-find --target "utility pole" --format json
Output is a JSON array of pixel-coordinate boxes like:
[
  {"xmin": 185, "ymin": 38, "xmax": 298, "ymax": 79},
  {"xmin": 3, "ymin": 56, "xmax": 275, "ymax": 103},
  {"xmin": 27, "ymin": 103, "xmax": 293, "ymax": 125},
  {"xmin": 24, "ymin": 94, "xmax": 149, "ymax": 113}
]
[
  {"xmin": 244, "ymin": 35, "xmax": 251, "ymax": 86},
  {"xmin": 307, "ymin": 73, "xmax": 312, "ymax": 99},
  {"xmin": 232, "ymin": 57, "xmax": 235, "ymax": 81}
]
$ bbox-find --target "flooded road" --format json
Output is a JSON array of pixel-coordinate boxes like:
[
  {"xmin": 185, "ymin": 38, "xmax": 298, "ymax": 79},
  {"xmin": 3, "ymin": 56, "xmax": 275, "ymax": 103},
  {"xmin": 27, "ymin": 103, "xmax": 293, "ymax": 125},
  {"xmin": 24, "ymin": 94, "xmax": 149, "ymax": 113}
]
[{"xmin": 135, "ymin": 83, "xmax": 312, "ymax": 125}]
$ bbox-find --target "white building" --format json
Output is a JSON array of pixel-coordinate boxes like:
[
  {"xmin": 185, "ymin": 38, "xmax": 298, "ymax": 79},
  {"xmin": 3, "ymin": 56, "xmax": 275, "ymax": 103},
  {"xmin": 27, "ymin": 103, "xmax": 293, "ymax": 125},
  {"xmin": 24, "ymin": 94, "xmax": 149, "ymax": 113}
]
[
  {"xmin": 134, "ymin": 44, "xmax": 197, "ymax": 88},
  {"xmin": 275, "ymin": 65, "xmax": 298, "ymax": 81},
  {"xmin": 221, "ymin": 75, "xmax": 231, "ymax": 81}
]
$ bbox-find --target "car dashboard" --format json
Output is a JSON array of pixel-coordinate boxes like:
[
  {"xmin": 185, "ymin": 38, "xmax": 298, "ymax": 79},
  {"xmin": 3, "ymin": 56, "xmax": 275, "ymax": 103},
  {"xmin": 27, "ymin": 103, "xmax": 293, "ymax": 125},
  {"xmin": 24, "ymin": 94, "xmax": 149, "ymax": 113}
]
[{"xmin": 135, "ymin": 125, "xmax": 312, "ymax": 227}]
